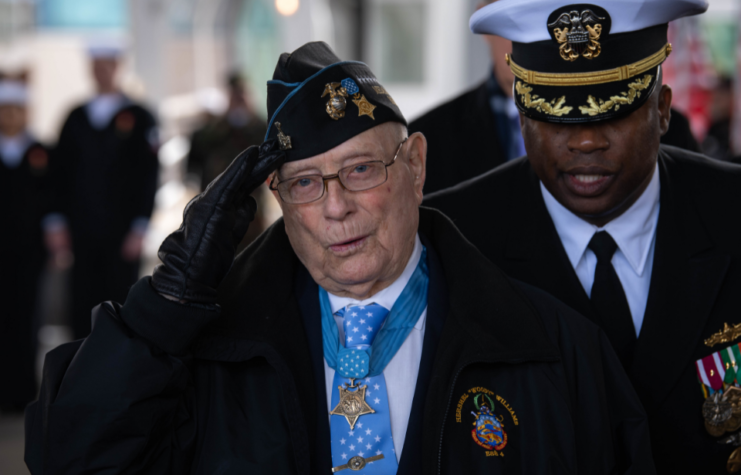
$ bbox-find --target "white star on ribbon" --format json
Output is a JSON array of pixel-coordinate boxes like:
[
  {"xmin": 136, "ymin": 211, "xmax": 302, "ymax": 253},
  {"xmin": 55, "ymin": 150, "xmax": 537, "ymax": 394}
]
[
  {"xmin": 374, "ymin": 435, "xmax": 381, "ymax": 442},
  {"xmin": 351, "ymin": 312, "xmax": 358, "ymax": 317},
  {"xmin": 358, "ymin": 451, "xmax": 365, "ymax": 457},
  {"xmin": 349, "ymin": 444, "xmax": 355, "ymax": 450},
  {"xmin": 357, "ymin": 423, "xmax": 363, "ymax": 429},
  {"xmin": 349, "ymin": 431, "xmax": 354, "ymax": 436},
  {"xmin": 365, "ymin": 428, "xmax": 372, "ymax": 435},
  {"xmin": 366, "ymin": 312, "xmax": 373, "ymax": 317},
  {"xmin": 366, "ymin": 443, "xmax": 372, "ymax": 450},
  {"xmin": 374, "ymin": 397, "xmax": 380, "ymax": 404},
  {"xmin": 340, "ymin": 438, "xmax": 346, "ymax": 445},
  {"xmin": 374, "ymin": 384, "xmax": 380, "ymax": 390},
  {"xmin": 367, "ymin": 326, "xmax": 373, "ymax": 332},
  {"xmin": 342, "ymin": 453, "xmax": 348, "ymax": 460},
  {"xmin": 347, "ymin": 337, "xmax": 353, "ymax": 342},
  {"xmin": 360, "ymin": 319, "xmax": 366, "ymax": 324},
  {"xmin": 361, "ymin": 335, "xmax": 367, "ymax": 341},
  {"xmin": 353, "ymin": 327, "xmax": 359, "ymax": 333},
  {"xmin": 357, "ymin": 436, "xmax": 363, "ymax": 443}
]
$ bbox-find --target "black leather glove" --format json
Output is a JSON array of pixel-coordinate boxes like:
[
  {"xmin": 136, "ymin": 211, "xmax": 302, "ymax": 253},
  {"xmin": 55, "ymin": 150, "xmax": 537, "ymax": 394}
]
[{"xmin": 151, "ymin": 140, "xmax": 285, "ymax": 304}]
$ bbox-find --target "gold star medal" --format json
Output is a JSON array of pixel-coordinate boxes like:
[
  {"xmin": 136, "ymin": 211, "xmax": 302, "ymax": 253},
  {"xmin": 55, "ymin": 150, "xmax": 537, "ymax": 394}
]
[
  {"xmin": 352, "ymin": 94, "xmax": 376, "ymax": 120},
  {"xmin": 330, "ymin": 379, "xmax": 375, "ymax": 429}
]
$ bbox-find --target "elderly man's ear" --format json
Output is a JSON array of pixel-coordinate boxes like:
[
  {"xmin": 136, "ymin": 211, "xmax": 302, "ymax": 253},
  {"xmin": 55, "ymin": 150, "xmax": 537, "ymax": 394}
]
[{"xmin": 405, "ymin": 131, "xmax": 428, "ymax": 203}]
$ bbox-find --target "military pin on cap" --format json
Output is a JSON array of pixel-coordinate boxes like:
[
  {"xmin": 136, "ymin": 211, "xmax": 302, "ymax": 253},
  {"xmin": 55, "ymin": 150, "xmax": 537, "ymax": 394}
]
[{"xmin": 275, "ymin": 122, "xmax": 292, "ymax": 150}]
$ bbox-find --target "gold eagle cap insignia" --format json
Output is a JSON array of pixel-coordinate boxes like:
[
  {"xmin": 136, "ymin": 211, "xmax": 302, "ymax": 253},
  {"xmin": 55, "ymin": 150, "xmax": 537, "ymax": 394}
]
[{"xmin": 548, "ymin": 9, "xmax": 605, "ymax": 61}]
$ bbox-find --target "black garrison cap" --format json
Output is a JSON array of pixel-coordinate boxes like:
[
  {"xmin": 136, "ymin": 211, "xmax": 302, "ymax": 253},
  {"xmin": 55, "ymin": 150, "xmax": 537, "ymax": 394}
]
[
  {"xmin": 470, "ymin": 0, "xmax": 708, "ymax": 123},
  {"xmin": 264, "ymin": 42, "xmax": 406, "ymax": 162}
]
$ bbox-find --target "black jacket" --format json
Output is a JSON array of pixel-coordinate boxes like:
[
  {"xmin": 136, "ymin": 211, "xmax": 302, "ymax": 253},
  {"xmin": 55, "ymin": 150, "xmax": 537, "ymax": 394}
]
[
  {"xmin": 425, "ymin": 145, "xmax": 741, "ymax": 474},
  {"xmin": 409, "ymin": 80, "xmax": 701, "ymax": 194},
  {"xmin": 52, "ymin": 100, "xmax": 158, "ymax": 240},
  {"xmin": 25, "ymin": 208, "xmax": 654, "ymax": 474}
]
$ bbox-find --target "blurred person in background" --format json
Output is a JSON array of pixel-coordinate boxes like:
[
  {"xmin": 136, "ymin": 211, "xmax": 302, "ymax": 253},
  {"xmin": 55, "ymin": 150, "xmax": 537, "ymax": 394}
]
[
  {"xmin": 411, "ymin": 0, "xmax": 701, "ymax": 195},
  {"xmin": 702, "ymin": 76, "xmax": 737, "ymax": 161},
  {"xmin": 46, "ymin": 41, "xmax": 159, "ymax": 340},
  {"xmin": 0, "ymin": 76, "xmax": 52, "ymax": 413},
  {"xmin": 187, "ymin": 71, "xmax": 268, "ymax": 248}
]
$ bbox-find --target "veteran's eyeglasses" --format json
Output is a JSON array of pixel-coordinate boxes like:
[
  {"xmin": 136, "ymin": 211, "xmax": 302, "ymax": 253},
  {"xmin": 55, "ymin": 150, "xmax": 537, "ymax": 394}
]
[{"xmin": 270, "ymin": 137, "xmax": 408, "ymax": 204}]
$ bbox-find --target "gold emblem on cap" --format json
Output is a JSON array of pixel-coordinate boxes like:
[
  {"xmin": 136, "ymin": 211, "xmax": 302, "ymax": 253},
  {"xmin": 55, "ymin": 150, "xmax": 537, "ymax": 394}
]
[
  {"xmin": 274, "ymin": 122, "xmax": 292, "ymax": 150},
  {"xmin": 515, "ymin": 81, "xmax": 573, "ymax": 117},
  {"xmin": 352, "ymin": 94, "xmax": 376, "ymax": 120},
  {"xmin": 578, "ymin": 74, "xmax": 653, "ymax": 116},
  {"xmin": 322, "ymin": 83, "xmax": 349, "ymax": 120},
  {"xmin": 549, "ymin": 9, "xmax": 605, "ymax": 61}
]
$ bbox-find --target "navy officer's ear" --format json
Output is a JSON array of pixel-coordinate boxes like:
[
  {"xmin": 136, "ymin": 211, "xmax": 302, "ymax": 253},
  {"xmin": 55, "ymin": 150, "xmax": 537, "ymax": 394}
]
[{"xmin": 657, "ymin": 85, "xmax": 673, "ymax": 137}]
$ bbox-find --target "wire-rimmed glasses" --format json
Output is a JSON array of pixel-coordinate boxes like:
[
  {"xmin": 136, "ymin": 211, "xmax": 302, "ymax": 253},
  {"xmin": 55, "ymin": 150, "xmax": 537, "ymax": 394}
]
[{"xmin": 270, "ymin": 137, "xmax": 408, "ymax": 204}]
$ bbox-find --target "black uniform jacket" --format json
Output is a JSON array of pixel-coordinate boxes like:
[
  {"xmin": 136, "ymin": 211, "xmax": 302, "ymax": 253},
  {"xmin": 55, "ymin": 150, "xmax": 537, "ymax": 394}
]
[
  {"xmin": 25, "ymin": 209, "xmax": 655, "ymax": 474},
  {"xmin": 425, "ymin": 145, "xmax": 741, "ymax": 474},
  {"xmin": 409, "ymin": 80, "xmax": 701, "ymax": 194},
  {"xmin": 52, "ymin": 100, "xmax": 158, "ymax": 240}
]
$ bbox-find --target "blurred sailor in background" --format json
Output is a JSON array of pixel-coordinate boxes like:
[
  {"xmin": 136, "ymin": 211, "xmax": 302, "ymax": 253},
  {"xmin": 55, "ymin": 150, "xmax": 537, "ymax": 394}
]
[
  {"xmin": 0, "ymin": 76, "xmax": 52, "ymax": 413},
  {"xmin": 46, "ymin": 40, "xmax": 159, "ymax": 340}
]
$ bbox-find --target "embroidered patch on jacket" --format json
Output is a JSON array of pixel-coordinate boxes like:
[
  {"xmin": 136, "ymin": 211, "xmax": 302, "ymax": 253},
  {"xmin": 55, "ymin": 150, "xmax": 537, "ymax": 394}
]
[{"xmin": 456, "ymin": 387, "xmax": 519, "ymax": 457}]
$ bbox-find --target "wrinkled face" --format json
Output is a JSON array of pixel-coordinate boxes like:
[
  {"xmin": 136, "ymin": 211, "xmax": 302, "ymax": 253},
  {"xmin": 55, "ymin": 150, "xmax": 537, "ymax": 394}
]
[
  {"xmin": 0, "ymin": 104, "xmax": 27, "ymax": 136},
  {"xmin": 271, "ymin": 122, "xmax": 426, "ymax": 299},
  {"xmin": 522, "ymin": 84, "xmax": 672, "ymax": 226}
]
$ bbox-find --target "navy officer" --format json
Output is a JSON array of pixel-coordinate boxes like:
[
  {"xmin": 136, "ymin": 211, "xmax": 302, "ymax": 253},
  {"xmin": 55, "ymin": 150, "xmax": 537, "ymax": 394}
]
[{"xmin": 426, "ymin": 0, "xmax": 741, "ymax": 473}]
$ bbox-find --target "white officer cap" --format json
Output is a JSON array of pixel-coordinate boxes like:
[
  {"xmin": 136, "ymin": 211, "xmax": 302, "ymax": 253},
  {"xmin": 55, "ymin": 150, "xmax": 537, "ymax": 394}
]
[{"xmin": 469, "ymin": 0, "xmax": 708, "ymax": 124}]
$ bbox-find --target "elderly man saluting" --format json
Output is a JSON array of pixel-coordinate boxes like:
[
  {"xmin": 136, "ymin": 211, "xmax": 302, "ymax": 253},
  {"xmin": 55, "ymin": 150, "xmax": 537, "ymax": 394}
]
[
  {"xmin": 427, "ymin": 0, "xmax": 741, "ymax": 473},
  {"xmin": 26, "ymin": 42, "xmax": 653, "ymax": 474}
]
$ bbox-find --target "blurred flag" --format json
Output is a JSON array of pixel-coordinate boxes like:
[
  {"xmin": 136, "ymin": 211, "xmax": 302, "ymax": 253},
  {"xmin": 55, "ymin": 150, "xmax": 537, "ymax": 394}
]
[
  {"xmin": 663, "ymin": 16, "xmax": 717, "ymax": 141},
  {"xmin": 733, "ymin": 9, "xmax": 741, "ymax": 156}
]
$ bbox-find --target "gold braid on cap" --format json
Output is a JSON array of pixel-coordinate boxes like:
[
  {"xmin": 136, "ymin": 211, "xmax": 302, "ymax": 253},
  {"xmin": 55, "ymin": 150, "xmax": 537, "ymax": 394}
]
[{"xmin": 506, "ymin": 43, "xmax": 672, "ymax": 87}]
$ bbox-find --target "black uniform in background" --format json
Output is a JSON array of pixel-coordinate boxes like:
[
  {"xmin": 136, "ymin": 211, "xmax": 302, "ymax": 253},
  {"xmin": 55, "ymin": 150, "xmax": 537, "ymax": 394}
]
[
  {"xmin": 410, "ymin": 78, "xmax": 701, "ymax": 193},
  {"xmin": 0, "ymin": 140, "xmax": 51, "ymax": 411},
  {"xmin": 425, "ymin": 145, "xmax": 741, "ymax": 474},
  {"xmin": 53, "ymin": 100, "xmax": 158, "ymax": 340}
]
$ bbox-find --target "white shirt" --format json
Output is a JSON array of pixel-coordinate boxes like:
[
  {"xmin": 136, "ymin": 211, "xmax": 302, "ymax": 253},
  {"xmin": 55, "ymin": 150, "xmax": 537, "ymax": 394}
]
[
  {"xmin": 540, "ymin": 164, "xmax": 660, "ymax": 336},
  {"xmin": 86, "ymin": 93, "xmax": 126, "ymax": 130},
  {"xmin": 0, "ymin": 133, "xmax": 33, "ymax": 169},
  {"xmin": 324, "ymin": 234, "xmax": 425, "ymax": 462}
]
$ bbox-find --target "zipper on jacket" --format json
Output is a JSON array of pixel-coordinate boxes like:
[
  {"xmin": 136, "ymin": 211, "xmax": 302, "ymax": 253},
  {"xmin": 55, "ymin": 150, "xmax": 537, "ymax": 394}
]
[{"xmin": 437, "ymin": 360, "xmax": 480, "ymax": 475}]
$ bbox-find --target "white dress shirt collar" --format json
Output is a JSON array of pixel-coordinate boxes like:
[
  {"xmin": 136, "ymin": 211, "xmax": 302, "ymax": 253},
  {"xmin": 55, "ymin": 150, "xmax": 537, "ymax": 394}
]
[
  {"xmin": 540, "ymin": 163, "xmax": 660, "ymax": 277},
  {"xmin": 0, "ymin": 132, "xmax": 33, "ymax": 169},
  {"xmin": 327, "ymin": 234, "xmax": 425, "ymax": 331}
]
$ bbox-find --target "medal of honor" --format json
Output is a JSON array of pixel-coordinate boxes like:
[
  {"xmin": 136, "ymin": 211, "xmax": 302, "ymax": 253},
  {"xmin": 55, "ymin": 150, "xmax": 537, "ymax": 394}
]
[{"xmin": 330, "ymin": 378, "xmax": 375, "ymax": 430}]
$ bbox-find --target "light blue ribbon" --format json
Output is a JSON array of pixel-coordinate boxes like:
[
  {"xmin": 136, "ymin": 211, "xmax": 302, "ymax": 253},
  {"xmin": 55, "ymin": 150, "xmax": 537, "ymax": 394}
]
[{"xmin": 320, "ymin": 246, "xmax": 429, "ymax": 378}]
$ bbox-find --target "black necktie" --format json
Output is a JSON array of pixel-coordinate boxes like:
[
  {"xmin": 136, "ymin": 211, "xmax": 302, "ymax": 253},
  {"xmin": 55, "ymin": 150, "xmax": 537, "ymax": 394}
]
[{"xmin": 588, "ymin": 231, "xmax": 637, "ymax": 370}]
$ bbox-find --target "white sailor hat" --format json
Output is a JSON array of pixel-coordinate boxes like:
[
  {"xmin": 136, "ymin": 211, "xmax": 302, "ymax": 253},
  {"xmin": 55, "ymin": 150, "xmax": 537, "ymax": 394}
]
[
  {"xmin": 470, "ymin": 0, "xmax": 708, "ymax": 123},
  {"xmin": 0, "ymin": 80, "xmax": 29, "ymax": 106},
  {"xmin": 86, "ymin": 37, "xmax": 127, "ymax": 59}
]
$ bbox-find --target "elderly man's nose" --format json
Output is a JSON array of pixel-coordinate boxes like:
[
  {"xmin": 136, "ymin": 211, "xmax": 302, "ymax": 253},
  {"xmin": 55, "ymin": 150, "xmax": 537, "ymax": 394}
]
[
  {"xmin": 323, "ymin": 178, "xmax": 353, "ymax": 219},
  {"xmin": 566, "ymin": 124, "xmax": 610, "ymax": 153}
]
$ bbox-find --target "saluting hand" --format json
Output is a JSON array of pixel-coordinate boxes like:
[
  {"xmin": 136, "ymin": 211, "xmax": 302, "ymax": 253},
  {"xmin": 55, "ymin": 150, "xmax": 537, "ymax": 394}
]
[{"xmin": 151, "ymin": 141, "xmax": 285, "ymax": 304}]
